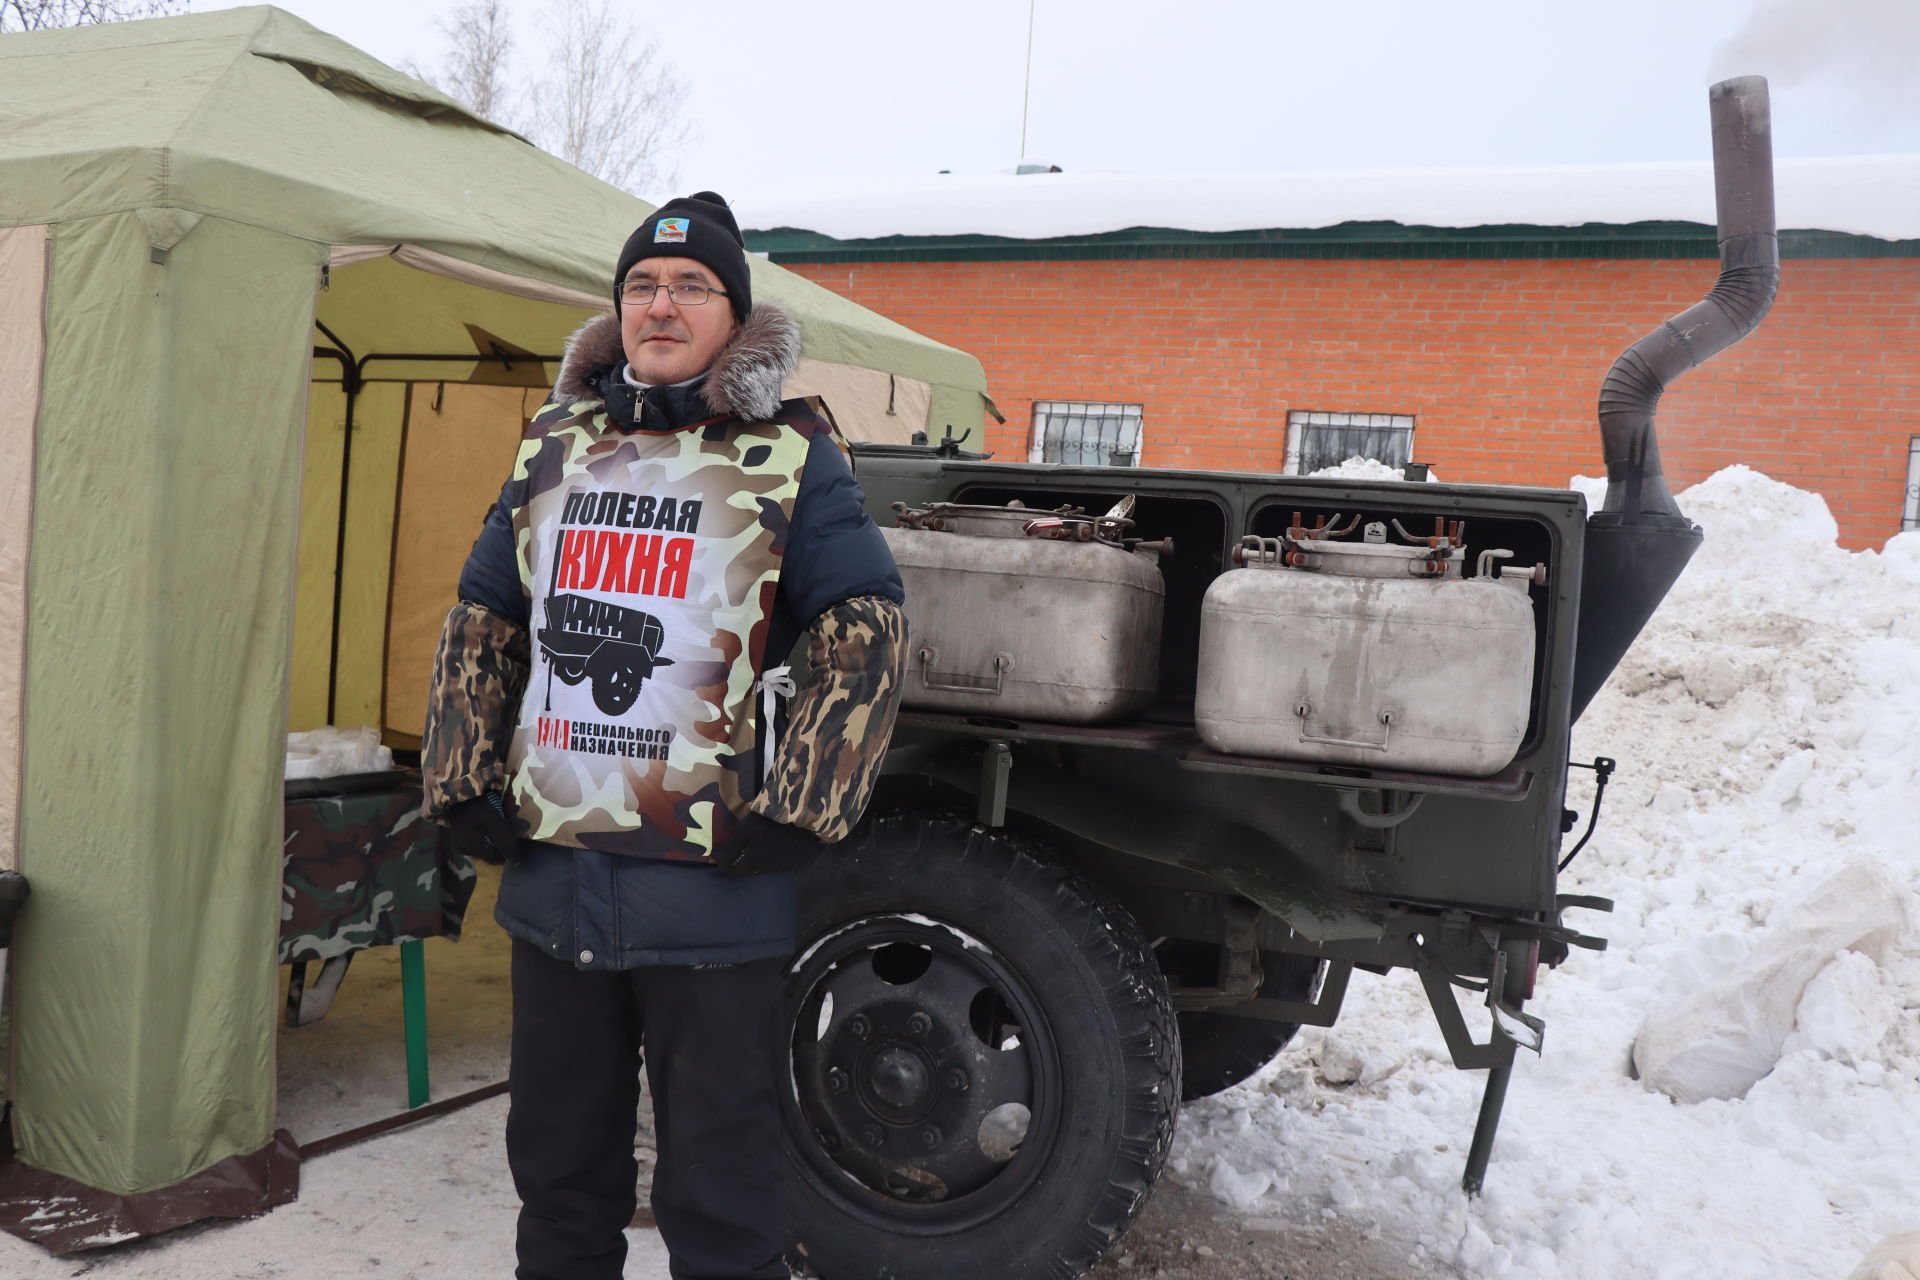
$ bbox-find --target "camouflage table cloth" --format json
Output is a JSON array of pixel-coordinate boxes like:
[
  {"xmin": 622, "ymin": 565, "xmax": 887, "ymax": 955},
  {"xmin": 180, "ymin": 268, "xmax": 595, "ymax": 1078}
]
[{"xmin": 279, "ymin": 781, "xmax": 475, "ymax": 965}]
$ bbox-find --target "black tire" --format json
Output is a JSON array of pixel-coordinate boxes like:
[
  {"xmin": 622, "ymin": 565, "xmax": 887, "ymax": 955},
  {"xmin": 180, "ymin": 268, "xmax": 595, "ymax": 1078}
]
[
  {"xmin": 782, "ymin": 812, "xmax": 1180, "ymax": 1280},
  {"xmin": 1162, "ymin": 944, "xmax": 1323, "ymax": 1101},
  {"xmin": 586, "ymin": 647, "xmax": 643, "ymax": 715}
]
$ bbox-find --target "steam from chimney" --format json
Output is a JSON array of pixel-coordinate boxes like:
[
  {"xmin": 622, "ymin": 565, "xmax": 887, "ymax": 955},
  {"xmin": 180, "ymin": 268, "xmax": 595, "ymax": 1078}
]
[{"xmin": 1712, "ymin": 0, "xmax": 1920, "ymax": 150}]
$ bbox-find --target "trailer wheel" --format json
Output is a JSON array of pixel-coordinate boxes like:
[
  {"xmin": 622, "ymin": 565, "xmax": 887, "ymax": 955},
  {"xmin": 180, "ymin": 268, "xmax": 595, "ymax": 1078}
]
[
  {"xmin": 783, "ymin": 812, "xmax": 1179, "ymax": 1280},
  {"xmin": 1162, "ymin": 944, "xmax": 1323, "ymax": 1101},
  {"xmin": 586, "ymin": 648, "xmax": 643, "ymax": 716}
]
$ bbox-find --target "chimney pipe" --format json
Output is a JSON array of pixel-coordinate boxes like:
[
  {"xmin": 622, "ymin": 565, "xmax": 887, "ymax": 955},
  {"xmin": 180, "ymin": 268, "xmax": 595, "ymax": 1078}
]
[
  {"xmin": 1571, "ymin": 76, "xmax": 1779, "ymax": 720},
  {"xmin": 1595, "ymin": 76, "xmax": 1780, "ymax": 521}
]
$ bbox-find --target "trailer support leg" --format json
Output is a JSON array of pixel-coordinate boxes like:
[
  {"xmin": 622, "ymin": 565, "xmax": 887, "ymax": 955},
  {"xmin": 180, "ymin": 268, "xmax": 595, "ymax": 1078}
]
[
  {"xmin": 1462, "ymin": 1061, "xmax": 1512, "ymax": 1196},
  {"xmin": 978, "ymin": 740, "xmax": 1012, "ymax": 828}
]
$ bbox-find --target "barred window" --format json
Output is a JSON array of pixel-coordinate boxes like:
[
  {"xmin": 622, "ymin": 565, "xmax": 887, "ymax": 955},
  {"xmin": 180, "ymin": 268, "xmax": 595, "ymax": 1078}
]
[
  {"xmin": 1029, "ymin": 401, "xmax": 1143, "ymax": 467},
  {"xmin": 1904, "ymin": 435, "xmax": 1920, "ymax": 532},
  {"xmin": 1284, "ymin": 411, "xmax": 1415, "ymax": 475}
]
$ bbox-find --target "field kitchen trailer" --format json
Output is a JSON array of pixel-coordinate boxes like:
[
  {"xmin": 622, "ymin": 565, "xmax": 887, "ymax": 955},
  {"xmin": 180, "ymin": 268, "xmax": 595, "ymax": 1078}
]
[{"xmin": 776, "ymin": 77, "xmax": 1781, "ymax": 1280}]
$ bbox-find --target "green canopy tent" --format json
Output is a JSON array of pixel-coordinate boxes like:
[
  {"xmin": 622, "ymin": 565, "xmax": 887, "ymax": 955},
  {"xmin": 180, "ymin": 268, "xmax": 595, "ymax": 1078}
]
[{"xmin": 0, "ymin": 5, "xmax": 995, "ymax": 1246}]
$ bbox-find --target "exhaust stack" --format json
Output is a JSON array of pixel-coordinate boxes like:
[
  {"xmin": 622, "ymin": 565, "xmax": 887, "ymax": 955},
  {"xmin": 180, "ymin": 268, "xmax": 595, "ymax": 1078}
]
[{"xmin": 1570, "ymin": 76, "xmax": 1779, "ymax": 720}]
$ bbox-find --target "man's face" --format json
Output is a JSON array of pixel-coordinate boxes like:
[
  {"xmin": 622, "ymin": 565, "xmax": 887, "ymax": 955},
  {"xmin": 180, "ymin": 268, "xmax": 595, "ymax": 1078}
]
[{"xmin": 619, "ymin": 257, "xmax": 738, "ymax": 386}]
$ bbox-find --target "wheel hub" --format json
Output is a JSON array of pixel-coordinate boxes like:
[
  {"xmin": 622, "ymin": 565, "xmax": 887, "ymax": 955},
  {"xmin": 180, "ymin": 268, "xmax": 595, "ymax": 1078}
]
[
  {"xmin": 861, "ymin": 1041, "xmax": 936, "ymax": 1121},
  {"xmin": 788, "ymin": 923, "xmax": 1049, "ymax": 1209}
]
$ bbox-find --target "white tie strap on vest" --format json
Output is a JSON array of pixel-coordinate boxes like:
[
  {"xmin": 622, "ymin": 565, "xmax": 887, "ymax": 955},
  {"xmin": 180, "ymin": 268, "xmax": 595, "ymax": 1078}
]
[{"xmin": 754, "ymin": 666, "xmax": 798, "ymax": 788}]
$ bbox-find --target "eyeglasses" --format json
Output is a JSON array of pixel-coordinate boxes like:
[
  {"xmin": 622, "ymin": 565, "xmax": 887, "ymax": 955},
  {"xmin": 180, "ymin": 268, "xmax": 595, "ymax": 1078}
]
[{"xmin": 619, "ymin": 279, "xmax": 729, "ymax": 306}]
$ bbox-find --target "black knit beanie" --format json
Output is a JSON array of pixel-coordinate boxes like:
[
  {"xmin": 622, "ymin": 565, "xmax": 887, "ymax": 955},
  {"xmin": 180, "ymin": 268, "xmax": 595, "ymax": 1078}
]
[{"xmin": 614, "ymin": 191, "xmax": 752, "ymax": 325}]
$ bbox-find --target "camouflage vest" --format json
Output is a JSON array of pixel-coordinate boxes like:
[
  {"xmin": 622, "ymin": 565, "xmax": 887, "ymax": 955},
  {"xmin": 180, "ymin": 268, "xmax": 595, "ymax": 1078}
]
[{"xmin": 504, "ymin": 393, "xmax": 818, "ymax": 861}]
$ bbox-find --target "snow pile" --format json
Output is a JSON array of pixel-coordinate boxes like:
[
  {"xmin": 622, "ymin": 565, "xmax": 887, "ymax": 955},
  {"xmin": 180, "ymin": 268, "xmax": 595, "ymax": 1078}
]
[
  {"xmin": 1171, "ymin": 465, "xmax": 1920, "ymax": 1277},
  {"xmin": 1308, "ymin": 456, "xmax": 1439, "ymax": 483}
]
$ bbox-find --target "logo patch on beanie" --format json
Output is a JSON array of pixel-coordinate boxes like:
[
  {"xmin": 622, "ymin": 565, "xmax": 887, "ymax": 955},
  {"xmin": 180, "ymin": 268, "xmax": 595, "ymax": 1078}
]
[{"xmin": 654, "ymin": 217, "xmax": 689, "ymax": 244}]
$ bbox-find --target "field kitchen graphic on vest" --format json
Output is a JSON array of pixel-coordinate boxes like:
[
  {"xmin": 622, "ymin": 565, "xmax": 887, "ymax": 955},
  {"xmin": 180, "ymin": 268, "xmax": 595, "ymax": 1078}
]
[
  {"xmin": 535, "ymin": 486, "xmax": 705, "ymax": 720},
  {"xmin": 536, "ymin": 591, "xmax": 675, "ymax": 716}
]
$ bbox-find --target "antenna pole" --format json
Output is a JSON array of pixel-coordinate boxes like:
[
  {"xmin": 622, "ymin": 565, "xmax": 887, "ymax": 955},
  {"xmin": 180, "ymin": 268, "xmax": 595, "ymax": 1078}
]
[{"xmin": 1019, "ymin": 0, "xmax": 1036, "ymax": 160}]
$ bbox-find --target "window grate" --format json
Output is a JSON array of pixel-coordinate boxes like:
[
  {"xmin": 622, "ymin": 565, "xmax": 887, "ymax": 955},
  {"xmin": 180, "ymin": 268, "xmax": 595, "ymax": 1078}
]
[
  {"xmin": 1030, "ymin": 401, "xmax": 1144, "ymax": 467},
  {"xmin": 1905, "ymin": 435, "xmax": 1920, "ymax": 532},
  {"xmin": 1284, "ymin": 411, "xmax": 1415, "ymax": 475}
]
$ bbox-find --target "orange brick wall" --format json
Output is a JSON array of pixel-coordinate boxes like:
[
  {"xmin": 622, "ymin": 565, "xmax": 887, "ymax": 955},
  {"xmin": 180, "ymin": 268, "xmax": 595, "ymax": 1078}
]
[{"xmin": 781, "ymin": 256, "xmax": 1920, "ymax": 549}]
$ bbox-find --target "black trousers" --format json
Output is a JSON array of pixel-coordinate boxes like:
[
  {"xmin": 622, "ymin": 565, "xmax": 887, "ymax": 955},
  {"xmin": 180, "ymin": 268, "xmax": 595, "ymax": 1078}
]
[{"xmin": 506, "ymin": 939, "xmax": 789, "ymax": 1280}]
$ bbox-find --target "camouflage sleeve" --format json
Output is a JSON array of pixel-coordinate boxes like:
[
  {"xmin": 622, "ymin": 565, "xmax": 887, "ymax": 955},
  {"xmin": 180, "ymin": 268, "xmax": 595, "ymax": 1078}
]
[
  {"xmin": 749, "ymin": 595, "xmax": 907, "ymax": 843},
  {"xmin": 420, "ymin": 601, "xmax": 530, "ymax": 822}
]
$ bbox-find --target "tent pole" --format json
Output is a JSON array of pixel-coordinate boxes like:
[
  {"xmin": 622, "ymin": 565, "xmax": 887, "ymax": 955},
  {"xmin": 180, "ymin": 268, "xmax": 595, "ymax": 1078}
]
[{"xmin": 313, "ymin": 320, "xmax": 361, "ymax": 728}]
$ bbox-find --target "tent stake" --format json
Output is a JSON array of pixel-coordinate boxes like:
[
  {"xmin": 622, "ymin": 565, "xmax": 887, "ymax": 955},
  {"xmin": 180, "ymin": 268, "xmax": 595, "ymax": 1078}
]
[{"xmin": 299, "ymin": 1079, "xmax": 510, "ymax": 1160}]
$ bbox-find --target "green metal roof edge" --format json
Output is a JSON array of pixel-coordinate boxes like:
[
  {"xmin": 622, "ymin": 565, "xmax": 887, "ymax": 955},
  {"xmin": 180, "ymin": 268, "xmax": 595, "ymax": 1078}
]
[{"xmin": 746, "ymin": 221, "xmax": 1919, "ymax": 263}]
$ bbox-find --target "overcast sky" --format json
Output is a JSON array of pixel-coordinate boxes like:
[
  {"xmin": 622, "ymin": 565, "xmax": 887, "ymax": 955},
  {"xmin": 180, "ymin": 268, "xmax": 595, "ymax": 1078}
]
[{"xmin": 199, "ymin": 0, "xmax": 1920, "ymax": 199}]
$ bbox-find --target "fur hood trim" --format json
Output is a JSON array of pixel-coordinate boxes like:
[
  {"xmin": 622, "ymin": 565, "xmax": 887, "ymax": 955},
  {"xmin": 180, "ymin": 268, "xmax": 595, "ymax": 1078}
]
[{"xmin": 553, "ymin": 302, "xmax": 801, "ymax": 422}]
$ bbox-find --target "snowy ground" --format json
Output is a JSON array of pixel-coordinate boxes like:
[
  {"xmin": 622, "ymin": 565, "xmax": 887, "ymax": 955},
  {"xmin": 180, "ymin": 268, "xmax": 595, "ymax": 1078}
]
[{"xmin": 3, "ymin": 465, "xmax": 1915, "ymax": 1279}]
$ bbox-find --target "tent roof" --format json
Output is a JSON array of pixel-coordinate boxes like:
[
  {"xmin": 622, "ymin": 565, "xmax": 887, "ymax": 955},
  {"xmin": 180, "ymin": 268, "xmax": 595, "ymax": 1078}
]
[{"xmin": 0, "ymin": 6, "xmax": 989, "ymax": 397}]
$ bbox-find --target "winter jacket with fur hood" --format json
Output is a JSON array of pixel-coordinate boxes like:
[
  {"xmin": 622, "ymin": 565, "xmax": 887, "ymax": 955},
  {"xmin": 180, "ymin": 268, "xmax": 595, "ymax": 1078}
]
[{"xmin": 421, "ymin": 302, "xmax": 906, "ymax": 968}]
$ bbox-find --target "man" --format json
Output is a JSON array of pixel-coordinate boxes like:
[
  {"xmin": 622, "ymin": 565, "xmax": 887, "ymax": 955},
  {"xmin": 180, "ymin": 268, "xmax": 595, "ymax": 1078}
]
[{"xmin": 419, "ymin": 191, "xmax": 908, "ymax": 1280}]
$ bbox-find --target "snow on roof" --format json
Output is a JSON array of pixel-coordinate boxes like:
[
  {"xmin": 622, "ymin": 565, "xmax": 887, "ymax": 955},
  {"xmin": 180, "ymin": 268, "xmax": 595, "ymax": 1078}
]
[{"xmin": 736, "ymin": 154, "xmax": 1920, "ymax": 244}]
